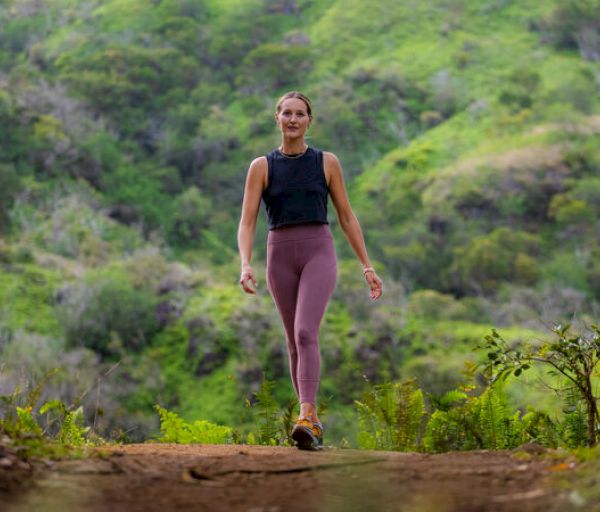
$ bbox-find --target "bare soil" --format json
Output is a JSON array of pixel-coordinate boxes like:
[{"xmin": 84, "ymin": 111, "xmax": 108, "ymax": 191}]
[{"xmin": 0, "ymin": 443, "xmax": 585, "ymax": 512}]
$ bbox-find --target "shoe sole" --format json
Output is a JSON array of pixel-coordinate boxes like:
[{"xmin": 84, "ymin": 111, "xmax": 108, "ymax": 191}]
[
  {"xmin": 292, "ymin": 426, "xmax": 322, "ymax": 451},
  {"xmin": 314, "ymin": 423, "xmax": 324, "ymax": 448}
]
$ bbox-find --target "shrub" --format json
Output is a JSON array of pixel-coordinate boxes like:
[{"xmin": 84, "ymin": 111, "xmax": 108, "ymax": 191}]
[
  {"xmin": 479, "ymin": 324, "xmax": 600, "ymax": 446},
  {"xmin": 538, "ymin": 0, "xmax": 600, "ymax": 61},
  {"xmin": 451, "ymin": 228, "xmax": 541, "ymax": 293},
  {"xmin": 0, "ymin": 370, "xmax": 99, "ymax": 458},
  {"xmin": 407, "ymin": 290, "xmax": 469, "ymax": 321},
  {"xmin": 423, "ymin": 383, "xmax": 525, "ymax": 452},
  {"xmin": 498, "ymin": 68, "xmax": 541, "ymax": 112},
  {"xmin": 237, "ymin": 43, "xmax": 313, "ymax": 95},
  {"xmin": 58, "ymin": 271, "xmax": 160, "ymax": 357},
  {"xmin": 171, "ymin": 187, "xmax": 212, "ymax": 246},
  {"xmin": 101, "ymin": 164, "xmax": 175, "ymax": 235},
  {"xmin": 422, "ymin": 145, "xmax": 573, "ymax": 226},
  {"xmin": 153, "ymin": 405, "xmax": 233, "ymax": 444},
  {"xmin": 355, "ymin": 379, "xmax": 425, "ymax": 451},
  {"xmin": 245, "ymin": 377, "xmax": 298, "ymax": 447},
  {"xmin": 586, "ymin": 249, "xmax": 600, "ymax": 299},
  {"xmin": 0, "ymin": 163, "xmax": 21, "ymax": 233},
  {"xmin": 29, "ymin": 194, "xmax": 143, "ymax": 263}
]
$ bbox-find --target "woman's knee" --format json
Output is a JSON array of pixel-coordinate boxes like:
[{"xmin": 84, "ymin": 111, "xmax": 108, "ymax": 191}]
[{"xmin": 295, "ymin": 326, "xmax": 317, "ymax": 349}]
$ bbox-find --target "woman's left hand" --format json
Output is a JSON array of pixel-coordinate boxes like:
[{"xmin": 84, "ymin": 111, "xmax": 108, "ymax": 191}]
[{"xmin": 365, "ymin": 270, "xmax": 383, "ymax": 300}]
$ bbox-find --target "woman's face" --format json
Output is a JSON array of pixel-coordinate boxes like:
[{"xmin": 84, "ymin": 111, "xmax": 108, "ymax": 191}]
[{"xmin": 276, "ymin": 98, "xmax": 312, "ymax": 140}]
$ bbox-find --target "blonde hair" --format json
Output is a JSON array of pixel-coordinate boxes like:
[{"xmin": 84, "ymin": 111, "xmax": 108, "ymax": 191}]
[{"xmin": 275, "ymin": 91, "xmax": 312, "ymax": 116}]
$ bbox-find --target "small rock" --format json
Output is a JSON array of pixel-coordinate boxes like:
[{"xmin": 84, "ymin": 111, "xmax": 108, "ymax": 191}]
[
  {"xmin": 568, "ymin": 490, "xmax": 586, "ymax": 507},
  {"xmin": 514, "ymin": 442, "xmax": 545, "ymax": 456},
  {"xmin": 16, "ymin": 461, "xmax": 30, "ymax": 471},
  {"xmin": 0, "ymin": 456, "xmax": 14, "ymax": 467}
]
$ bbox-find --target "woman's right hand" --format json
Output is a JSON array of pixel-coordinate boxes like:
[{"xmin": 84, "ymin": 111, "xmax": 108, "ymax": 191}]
[
  {"xmin": 364, "ymin": 269, "xmax": 383, "ymax": 300},
  {"xmin": 239, "ymin": 264, "xmax": 258, "ymax": 294}
]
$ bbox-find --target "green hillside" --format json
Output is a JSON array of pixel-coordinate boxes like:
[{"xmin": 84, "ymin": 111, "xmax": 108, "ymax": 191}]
[{"xmin": 0, "ymin": 0, "xmax": 598, "ymax": 444}]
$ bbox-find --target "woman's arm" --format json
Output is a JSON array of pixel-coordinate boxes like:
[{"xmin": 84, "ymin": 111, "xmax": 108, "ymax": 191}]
[
  {"xmin": 237, "ymin": 156, "xmax": 267, "ymax": 294},
  {"xmin": 325, "ymin": 152, "xmax": 383, "ymax": 300}
]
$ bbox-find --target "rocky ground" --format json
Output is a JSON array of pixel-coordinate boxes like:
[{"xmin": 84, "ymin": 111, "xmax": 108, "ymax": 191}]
[{"xmin": 0, "ymin": 443, "xmax": 594, "ymax": 512}]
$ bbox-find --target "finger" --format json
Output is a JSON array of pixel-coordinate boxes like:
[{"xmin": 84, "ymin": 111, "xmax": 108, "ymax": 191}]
[
  {"xmin": 240, "ymin": 276, "xmax": 256, "ymax": 294},
  {"xmin": 370, "ymin": 283, "xmax": 382, "ymax": 297},
  {"xmin": 243, "ymin": 283, "xmax": 256, "ymax": 294}
]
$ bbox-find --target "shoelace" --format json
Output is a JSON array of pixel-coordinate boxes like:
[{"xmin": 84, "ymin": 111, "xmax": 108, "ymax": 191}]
[{"xmin": 295, "ymin": 418, "xmax": 322, "ymax": 437}]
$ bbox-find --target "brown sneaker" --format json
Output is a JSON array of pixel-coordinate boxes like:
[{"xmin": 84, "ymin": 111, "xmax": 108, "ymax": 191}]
[{"xmin": 292, "ymin": 417, "xmax": 323, "ymax": 451}]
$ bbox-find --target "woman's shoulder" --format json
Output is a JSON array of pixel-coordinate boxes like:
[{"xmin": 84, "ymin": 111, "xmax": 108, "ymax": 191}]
[
  {"xmin": 246, "ymin": 156, "xmax": 268, "ymax": 183},
  {"xmin": 249, "ymin": 155, "xmax": 268, "ymax": 169},
  {"xmin": 321, "ymin": 150, "xmax": 341, "ymax": 167}
]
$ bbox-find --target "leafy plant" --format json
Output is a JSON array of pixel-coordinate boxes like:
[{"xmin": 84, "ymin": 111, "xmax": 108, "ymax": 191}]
[
  {"xmin": 479, "ymin": 324, "xmax": 600, "ymax": 446},
  {"xmin": 422, "ymin": 383, "xmax": 525, "ymax": 452},
  {"xmin": 355, "ymin": 368, "xmax": 571, "ymax": 453},
  {"xmin": 253, "ymin": 378, "xmax": 280, "ymax": 445},
  {"xmin": 355, "ymin": 379, "xmax": 425, "ymax": 451},
  {"xmin": 0, "ymin": 370, "xmax": 96, "ymax": 458},
  {"xmin": 245, "ymin": 377, "xmax": 300, "ymax": 446},
  {"xmin": 521, "ymin": 409, "xmax": 560, "ymax": 448},
  {"xmin": 153, "ymin": 405, "xmax": 233, "ymax": 444},
  {"xmin": 58, "ymin": 270, "xmax": 160, "ymax": 357},
  {"xmin": 40, "ymin": 401, "xmax": 90, "ymax": 446},
  {"xmin": 473, "ymin": 384, "xmax": 523, "ymax": 449}
]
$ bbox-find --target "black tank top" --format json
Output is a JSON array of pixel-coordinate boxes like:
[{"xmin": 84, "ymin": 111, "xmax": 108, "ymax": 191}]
[{"xmin": 262, "ymin": 147, "xmax": 329, "ymax": 230}]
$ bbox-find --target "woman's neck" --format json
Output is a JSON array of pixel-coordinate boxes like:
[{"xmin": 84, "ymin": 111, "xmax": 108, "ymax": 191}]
[{"xmin": 279, "ymin": 139, "xmax": 308, "ymax": 155}]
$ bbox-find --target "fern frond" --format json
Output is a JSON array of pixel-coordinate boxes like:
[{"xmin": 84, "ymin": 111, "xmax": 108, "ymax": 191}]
[{"xmin": 254, "ymin": 378, "xmax": 280, "ymax": 445}]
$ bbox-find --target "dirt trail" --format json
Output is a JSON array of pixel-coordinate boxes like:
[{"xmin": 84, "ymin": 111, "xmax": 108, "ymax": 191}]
[{"xmin": 1, "ymin": 443, "xmax": 583, "ymax": 512}]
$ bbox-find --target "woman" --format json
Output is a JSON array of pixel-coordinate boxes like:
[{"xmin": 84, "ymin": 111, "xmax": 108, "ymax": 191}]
[{"xmin": 237, "ymin": 91, "xmax": 383, "ymax": 450}]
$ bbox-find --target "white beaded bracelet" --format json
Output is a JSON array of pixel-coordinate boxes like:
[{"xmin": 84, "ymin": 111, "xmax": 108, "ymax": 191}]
[{"xmin": 362, "ymin": 266, "xmax": 375, "ymax": 275}]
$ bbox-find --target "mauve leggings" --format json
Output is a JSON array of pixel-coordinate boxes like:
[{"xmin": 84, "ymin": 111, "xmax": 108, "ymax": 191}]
[{"xmin": 266, "ymin": 223, "xmax": 337, "ymax": 406}]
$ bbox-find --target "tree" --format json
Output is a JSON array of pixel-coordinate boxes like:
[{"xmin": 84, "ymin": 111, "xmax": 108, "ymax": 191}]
[{"xmin": 479, "ymin": 324, "xmax": 600, "ymax": 446}]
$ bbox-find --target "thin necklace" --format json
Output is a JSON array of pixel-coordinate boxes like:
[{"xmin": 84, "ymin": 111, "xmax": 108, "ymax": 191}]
[{"xmin": 278, "ymin": 144, "xmax": 308, "ymax": 159}]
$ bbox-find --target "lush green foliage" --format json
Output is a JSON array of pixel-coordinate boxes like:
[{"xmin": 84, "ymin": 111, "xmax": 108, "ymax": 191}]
[
  {"xmin": 355, "ymin": 373, "xmax": 594, "ymax": 453},
  {"xmin": 480, "ymin": 324, "xmax": 600, "ymax": 446},
  {"xmin": 153, "ymin": 377, "xmax": 301, "ymax": 447},
  {"xmin": 354, "ymin": 323, "xmax": 599, "ymax": 452},
  {"xmin": 355, "ymin": 380, "xmax": 425, "ymax": 451},
  {"xmin": 244, "ymin": 377, "xmax": 302, "ymax": 446},
  {"xmin": 0, "ymin": 371, "xmax": 97, "ymax": 458},
  {"xmin": 0, "ymin": 0, "xmax": 598, "ymax": 446},
  {"xmin": 353, "ymin": 376, "xmax": 529, "ymax": 452},
  {"xmin": 153, "ymin": 405, "xmax": 233, "ymax": 444},
  {"xmin": 423, "ymin": 383, "xmax": 525, "ymax": 452}
]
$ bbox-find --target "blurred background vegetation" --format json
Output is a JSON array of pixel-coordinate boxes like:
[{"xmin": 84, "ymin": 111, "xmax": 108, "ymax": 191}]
[{"xmin": 0, "ymin": 0, "xmax": 598, "ymax": 446}]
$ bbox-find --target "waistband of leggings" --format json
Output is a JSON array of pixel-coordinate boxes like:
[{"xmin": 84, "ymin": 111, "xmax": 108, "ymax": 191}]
[{"xmin": 267, "ymin": 223, "xmax": 332, "ymax": 243}]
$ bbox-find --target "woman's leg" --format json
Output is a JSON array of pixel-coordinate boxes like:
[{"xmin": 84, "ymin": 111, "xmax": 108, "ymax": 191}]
[
  {"xmin": 294, "ymin": 237, "xmax": 337, "ymax": 419},
  {"xmin": 266, "ymin": 241, "xmax": 301, "ymax": 398}
]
